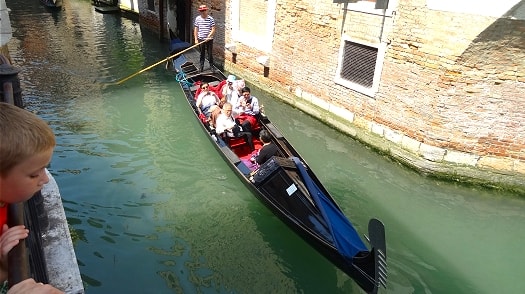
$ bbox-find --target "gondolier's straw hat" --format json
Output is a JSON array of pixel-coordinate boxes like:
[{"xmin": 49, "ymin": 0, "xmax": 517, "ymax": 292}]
[{"xmin": 198, "ymin": 5, "xmax": 208, "ymax": 11}]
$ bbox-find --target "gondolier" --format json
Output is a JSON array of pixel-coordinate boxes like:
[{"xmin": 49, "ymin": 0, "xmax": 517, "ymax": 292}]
[{"xmin": 194, "ymin": 4, "xmax": 215, "ymax": 72}]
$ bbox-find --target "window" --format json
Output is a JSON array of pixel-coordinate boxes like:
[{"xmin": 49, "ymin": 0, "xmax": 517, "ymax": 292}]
[
  {"xmin": 148, "ymin": 0, "xmax": 155, "ymax": 12},
  {"xmin": 231, "ymin": 0, "xmax": 277, "ymax": 52},
  {"xmin": 335, "ymin": 38, "xmax": 387, "ymax": 97},
  {"xmin": 341, "ymin": 42, "xmax": 377, "ymax": 88},
  {"xmin": 338, "ymin": 0, "xmax": 397, "ymax": 16}
]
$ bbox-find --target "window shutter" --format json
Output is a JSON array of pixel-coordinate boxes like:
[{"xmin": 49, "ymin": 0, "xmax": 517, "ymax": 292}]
[{"xmin": 340, "ymin": 41, "xmax": 378, "ymax": 88}]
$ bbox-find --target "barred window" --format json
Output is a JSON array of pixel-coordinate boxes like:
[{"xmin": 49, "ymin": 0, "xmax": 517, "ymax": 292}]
[
  {"xmin": 335, "ymin": 38, "xmax": 386, "ymax": 97},
  {"xmin": 340, "ymin": 41, "xmax": 378, "ymax": 88}
]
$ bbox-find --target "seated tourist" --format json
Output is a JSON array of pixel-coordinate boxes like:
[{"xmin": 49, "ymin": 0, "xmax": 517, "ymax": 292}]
[
  {"xmin": 215, "ymin": 102, "xmax": 255, "ymax": 151},
  {"xmin": 196, "ymin": 82, "xmax": 220, "ymax": 118},
  {"xmin": 233, "ymin": 86, "xmax": 260, "ymax": 131},
  {"xmin": 209, "ymin": 105, "xmax": 222, "ymax": 128},
  {"xmin": 236, "ymin": 86, "xmax": 259, "ymax": 116},
  {"xmin": 222, "ymin": 75, "xmax": 240, "ymax": 107},
  {"xmin": 253, "ymin": 130, "xmax": 279, "ymax": 165}
]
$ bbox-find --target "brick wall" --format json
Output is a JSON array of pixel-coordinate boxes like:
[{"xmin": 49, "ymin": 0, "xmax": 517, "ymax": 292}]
[
  {"xmin": 217, "ymin": 0, "xmax": 525, "ymax": 185},
  {"xmin": 137, "ymin": 0, "xmax": 524, "ymax": 188},
  {"xmin": 382, "ymin": 1, "xmax": 525, "ymax": 160},
  {"xmin": 138, "ymin": 0, "xmax": 160, "ymax": 32}
]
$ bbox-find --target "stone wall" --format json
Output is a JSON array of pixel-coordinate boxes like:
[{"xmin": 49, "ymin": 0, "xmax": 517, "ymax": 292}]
[{"xmin": 138, "ymin": 0, "xmax": 160, "ymax": 32}]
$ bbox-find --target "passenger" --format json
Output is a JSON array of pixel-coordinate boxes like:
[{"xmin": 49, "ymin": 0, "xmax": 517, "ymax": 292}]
[
  {"xmin": 234, "ymin": 86, "xmax": 260, "ymax": 130},
  {"xmin": 222, "ymin": 75, "xmax": 240, "ymax": 107},
  {"xmin": 253, "ymin": 130, "xmax": 279, "ymax": 165},
  {"xmin": 195, "ymin": 82, "xmax": 220, "ymax": 118},
  {"xmin": 233, "ymin": 79, "xmax": 245, "ymax": 93},
  {"xmin": 237, "ymin": 86, "xmax": 259, "ymax": 116},
  {"xmin": 215, "ymin": 103, "xmax": 255, "ymax": 151},
  {"xmin": 209, "ymin": 105, "xmax": 222, "ymax": 128},
  {"xmin": 0, "ymin": 103, "xmax": 63, "ymax": 293}
]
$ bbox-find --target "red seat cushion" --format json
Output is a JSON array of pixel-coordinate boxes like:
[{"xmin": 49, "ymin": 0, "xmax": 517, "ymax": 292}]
[{"xmin": 228, "ymin": 137, "xmax": 246, "ymax": 148}]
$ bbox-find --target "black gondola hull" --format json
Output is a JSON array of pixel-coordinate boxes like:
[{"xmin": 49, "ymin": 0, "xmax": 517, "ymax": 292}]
[{"xmin": 173, "ymin": 46, "xmax": 387, "ymax": 293}]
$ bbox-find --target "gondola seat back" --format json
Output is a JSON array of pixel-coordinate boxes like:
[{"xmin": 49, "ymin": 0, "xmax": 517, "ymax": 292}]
[
  {"xmin": 251, "ymin": 157, "xmax": 331, "ymax": 238},
  {"xmin": 172, "ymin": 55, "xmax": 198, "ymax": 75},
  {"xmin": 252, "ymin": 156, "xmax": 285, "ymax": 187}
]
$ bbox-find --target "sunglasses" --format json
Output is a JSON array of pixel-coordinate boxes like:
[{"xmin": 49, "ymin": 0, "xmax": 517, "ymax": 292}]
[{"xmin": 201, "ymin": 86, "xmax": 208, "ymax": 89}]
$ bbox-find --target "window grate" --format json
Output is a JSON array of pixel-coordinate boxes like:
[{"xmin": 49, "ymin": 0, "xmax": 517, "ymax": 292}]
[{"xmin": 340, "ymin": 41, "xmax": 378, "ymax": 88}]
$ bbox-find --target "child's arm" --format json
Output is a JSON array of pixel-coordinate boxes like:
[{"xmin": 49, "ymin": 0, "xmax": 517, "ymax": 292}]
[
  {"xmin": 7, "ymin": 278, "xmax": 64, "ymax": 294},
  {"xmin": 0, "ymin": 224, "xmax": 29, "ymax": 282}
]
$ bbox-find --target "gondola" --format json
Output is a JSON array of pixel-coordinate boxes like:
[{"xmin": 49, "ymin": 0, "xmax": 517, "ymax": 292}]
[{"xmin": 167, "ymin": 38, "xmax": 388, "ymax": 294}]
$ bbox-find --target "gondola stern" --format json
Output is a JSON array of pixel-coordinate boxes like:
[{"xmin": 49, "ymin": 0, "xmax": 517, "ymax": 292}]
[{"xmin": 351, "ymin": 218, "xmax": 387, "ymax": 293}]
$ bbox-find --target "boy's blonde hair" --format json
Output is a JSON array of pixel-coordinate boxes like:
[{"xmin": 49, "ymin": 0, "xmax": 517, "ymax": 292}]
[{"xmin": 0, "ymin": 103, "xmax": 56, "ymax": 176}]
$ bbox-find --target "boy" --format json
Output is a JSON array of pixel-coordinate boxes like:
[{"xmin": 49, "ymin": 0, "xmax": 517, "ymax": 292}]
[{"xmin": 0, "ymin": 102, "xmax": 62, "ymax": 293}]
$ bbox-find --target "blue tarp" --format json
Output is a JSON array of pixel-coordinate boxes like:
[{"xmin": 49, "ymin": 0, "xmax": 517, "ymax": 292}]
[
  {"xmin": 169, "ymin": 38, "xmax": 191, "ymax": 54},
  {"xmin": 292, "ymin": 157, "xmax": 368, "ymax": 258},
  {"xmin": 173, "ymin": 55, "xmax": 188, "ymax": 72}
]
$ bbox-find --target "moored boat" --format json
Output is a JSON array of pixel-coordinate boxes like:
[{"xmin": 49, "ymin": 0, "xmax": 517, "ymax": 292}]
[
  {"xmin": 168, "ymin": 39, "xmax": 388, "ymax": 293},
  {"xmin": 40, "ymin": 0, "xmax": 62, "ymax": 9}
]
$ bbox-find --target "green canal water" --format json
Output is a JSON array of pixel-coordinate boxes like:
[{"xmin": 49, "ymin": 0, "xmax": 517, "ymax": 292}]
[{"xmin": 5, "ymin": 0, "xmax": 525, "ymax": 293}]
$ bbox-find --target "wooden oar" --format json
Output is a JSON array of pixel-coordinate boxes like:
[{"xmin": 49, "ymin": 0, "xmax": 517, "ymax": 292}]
[{"xmin": 113, "ymin": 39, "xmax": 209, "ymax": 85}]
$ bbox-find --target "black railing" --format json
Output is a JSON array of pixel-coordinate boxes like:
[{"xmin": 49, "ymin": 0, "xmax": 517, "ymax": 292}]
[
  {"xmin": 7, "ymin": 193, "xmax": 49, "ymax": 287},
  {"xmin": 24, "ymin": 192, "xmax": 50, "ymax": 284},
  {"xmin": 6, "ymin": 203, "xmax": 30, "ymax": 286}
]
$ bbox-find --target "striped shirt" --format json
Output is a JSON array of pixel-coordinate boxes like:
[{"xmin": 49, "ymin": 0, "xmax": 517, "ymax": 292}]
[{"xmin": 194, "ymin": 15, "xmax": 215, "ymax": 40}]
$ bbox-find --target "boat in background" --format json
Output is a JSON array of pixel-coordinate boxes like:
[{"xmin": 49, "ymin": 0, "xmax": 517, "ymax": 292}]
[
  {"xmin": 92, "ymin": 0, "xmax": 120, "ymax": 14},
  {"xmin": 167, "ymin": 39, "xmax": 388, "ymax": 293},
  {"xmin": 40, "ymin": 0, "xmax": 62, "ymax": 9}
]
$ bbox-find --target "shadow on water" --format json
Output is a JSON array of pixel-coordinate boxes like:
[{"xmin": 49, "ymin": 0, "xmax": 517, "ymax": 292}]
[
  {"xmin": 246, "ymin": 200, "xmax": 359, "ymax": 293},
  {"xmin": 249, "ymin": 87, "xmax": 525, "ymax": 294}
]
